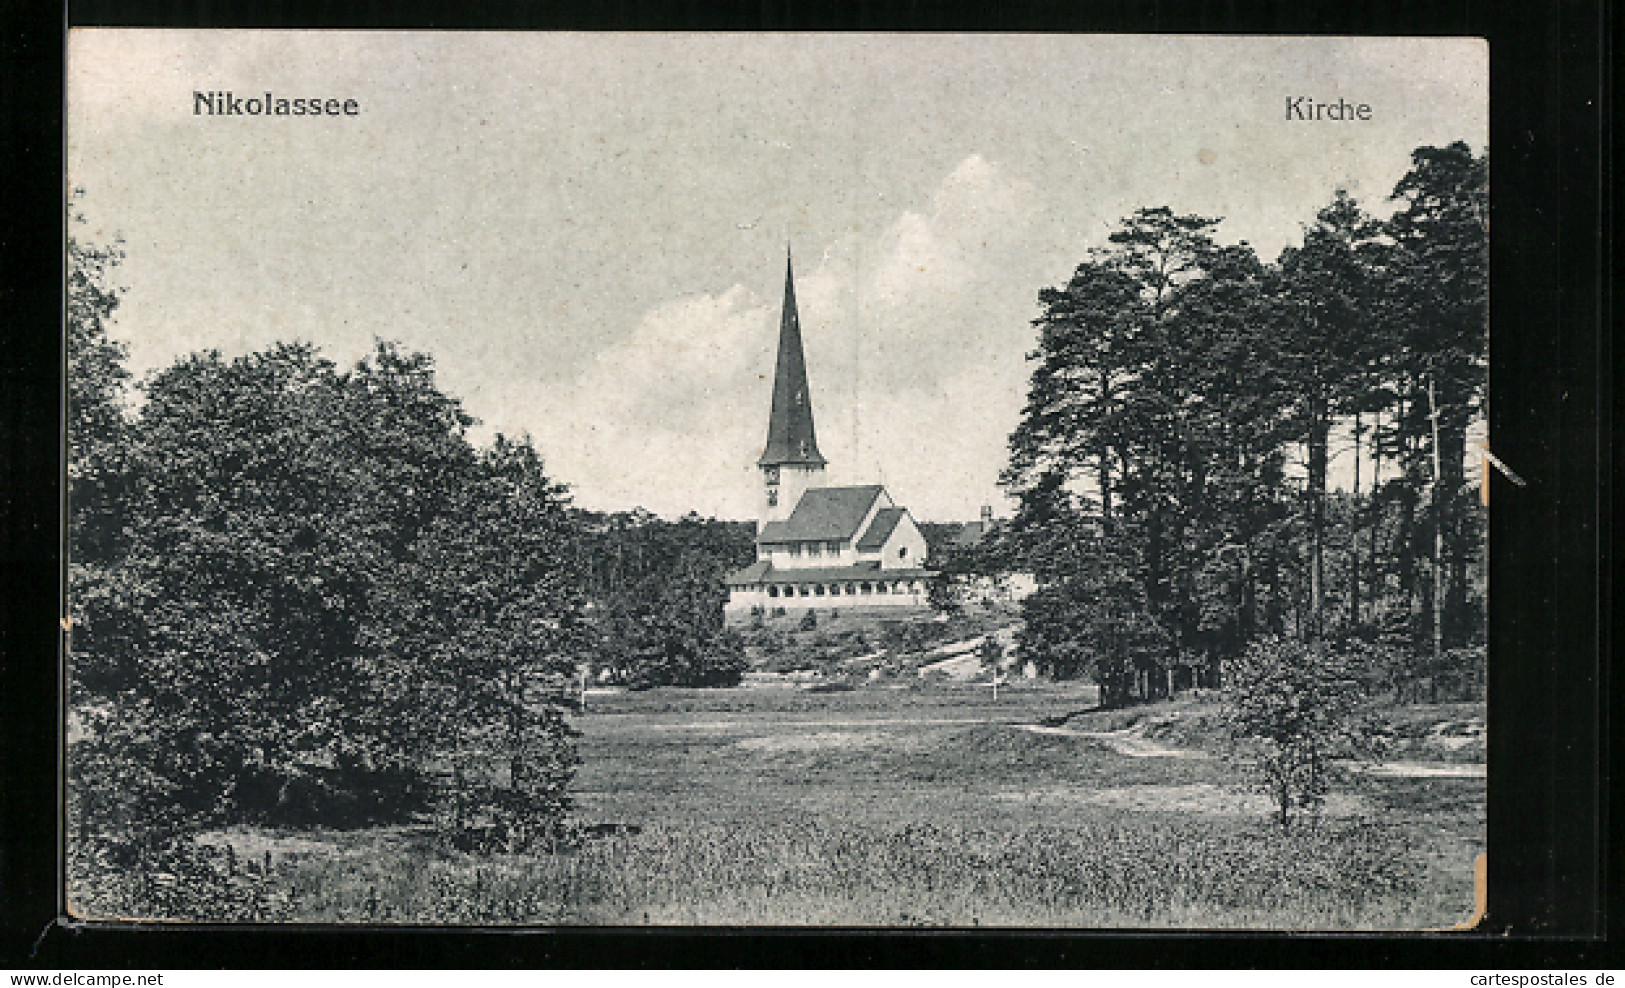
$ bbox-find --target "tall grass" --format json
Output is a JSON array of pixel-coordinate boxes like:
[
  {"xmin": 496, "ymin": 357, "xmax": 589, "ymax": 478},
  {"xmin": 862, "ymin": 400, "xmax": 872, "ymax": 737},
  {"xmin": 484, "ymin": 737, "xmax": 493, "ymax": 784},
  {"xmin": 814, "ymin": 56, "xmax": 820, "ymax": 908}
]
[
  {"xmin": 69, "ymin": 689, "xmax": 1481, "ymax": 929},
  {"xmin": 83, "ymin": 812, "xmax": 1458, "ymax": 929}
]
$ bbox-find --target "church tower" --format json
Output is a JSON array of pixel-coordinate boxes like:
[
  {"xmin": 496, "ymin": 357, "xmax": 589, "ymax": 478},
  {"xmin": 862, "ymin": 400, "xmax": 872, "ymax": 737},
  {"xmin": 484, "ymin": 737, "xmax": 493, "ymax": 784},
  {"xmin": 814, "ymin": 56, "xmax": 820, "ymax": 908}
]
[{"xmin": 757, "ymin": 250, "xmax": 827, "ymax": 531}]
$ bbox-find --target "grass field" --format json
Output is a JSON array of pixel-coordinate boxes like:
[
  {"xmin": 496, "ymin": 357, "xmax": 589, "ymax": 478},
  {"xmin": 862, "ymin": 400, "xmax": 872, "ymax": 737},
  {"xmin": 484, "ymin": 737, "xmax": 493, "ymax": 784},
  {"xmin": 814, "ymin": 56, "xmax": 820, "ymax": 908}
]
[{"xmin": 153, "ymin": 679, "xmax": 1484, "ymax": 929}]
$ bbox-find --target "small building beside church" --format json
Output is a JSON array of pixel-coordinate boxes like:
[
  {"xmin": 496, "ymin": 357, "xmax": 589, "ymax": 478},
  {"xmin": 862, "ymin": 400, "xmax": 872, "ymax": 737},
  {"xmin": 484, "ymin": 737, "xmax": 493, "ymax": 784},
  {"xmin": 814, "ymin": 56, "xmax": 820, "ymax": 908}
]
[{"xmin": 725, "ymin": 253, "xmax": 933, "ymax": 619}]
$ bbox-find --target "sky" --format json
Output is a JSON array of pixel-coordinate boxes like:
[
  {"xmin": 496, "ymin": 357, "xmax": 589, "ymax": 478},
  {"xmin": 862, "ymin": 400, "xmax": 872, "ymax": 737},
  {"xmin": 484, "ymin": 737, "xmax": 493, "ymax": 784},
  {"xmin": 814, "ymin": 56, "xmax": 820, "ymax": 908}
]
[{"xmin": 67, "ymin": 32, "xmax": 1486, "ymax": 520}]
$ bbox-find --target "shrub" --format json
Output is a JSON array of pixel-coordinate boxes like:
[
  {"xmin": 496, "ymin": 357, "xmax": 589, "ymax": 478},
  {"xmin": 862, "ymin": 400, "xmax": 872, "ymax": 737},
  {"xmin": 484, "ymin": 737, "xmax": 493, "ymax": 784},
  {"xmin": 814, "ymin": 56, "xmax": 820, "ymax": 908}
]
[{"xmin": 1223, "ymin": 637, "xmax": 1385, "ymax": 828}]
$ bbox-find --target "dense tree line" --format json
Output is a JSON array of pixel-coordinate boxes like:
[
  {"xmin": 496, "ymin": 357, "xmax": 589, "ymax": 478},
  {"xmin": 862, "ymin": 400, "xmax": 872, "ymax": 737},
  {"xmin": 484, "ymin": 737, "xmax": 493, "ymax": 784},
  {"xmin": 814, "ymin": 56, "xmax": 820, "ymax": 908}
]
[
  {"xmin": 66, "ymin": 215, "xmax": 745, "ymax": 863},
  {"xmin": 1000, "ymin": 143, "xmax": 1487, "ymax": 707},
  {"xmin": 572, "ymin": 509, "xmax": 754, "ymax": 689}
]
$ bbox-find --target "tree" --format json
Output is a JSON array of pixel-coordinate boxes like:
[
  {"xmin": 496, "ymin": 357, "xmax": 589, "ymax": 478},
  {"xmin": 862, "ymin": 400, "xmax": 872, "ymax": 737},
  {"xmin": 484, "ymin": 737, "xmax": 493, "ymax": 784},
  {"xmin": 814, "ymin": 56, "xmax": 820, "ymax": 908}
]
[
  {"xmin": 977, "ymin": 635, "xmax": 1005, "ymax": 675},
  {"xmin": 403, "ymin": 436, "xmax": 585, "ymax": 850},
  {"xmin": 67, "ymin": 200, "xmax": 135, "ymax": 569},
  {"xmin": 1001, "ymin": 146, "xmax": 1487, "ymax": 704},
  {"xmin": 1223, "ymin": 637, "xmax": 1382, "ymax": 827},
  {"xmin": 117, "ymin": 344, "xmax": 474, "ymax": 820},
  {"xmin": 577, "ymin": 511, "xmax": 751, "ymax": 689},
  {"xmin": 1275, "ymin": 190, "xmax": 1386, "ymax": 638},
  {"xmin": 1383, "ymin": 143, "xmax": 1488, "ymax": 654},
  {"xmin": 1015, "ymin": 520, "xmax": 1175, "ymax": 705},
  {"xmin": 1006, "ymin": 261, "xmax": 1144, "ymax": 526},
  {"xmin": 1005, "ymin": 210, "xmax": 1285, "ymax": 696},
  {"xmin": 927, "ymin": 571, "xmax": 964, "ymax": 615}
]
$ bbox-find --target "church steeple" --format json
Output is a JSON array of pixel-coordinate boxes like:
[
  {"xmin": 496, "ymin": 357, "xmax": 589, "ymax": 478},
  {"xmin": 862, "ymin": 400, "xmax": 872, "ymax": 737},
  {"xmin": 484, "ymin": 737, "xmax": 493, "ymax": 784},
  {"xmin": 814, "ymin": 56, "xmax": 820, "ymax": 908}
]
[{"xmin": 758, "ymin": 248, "xmax": 827, "ymax": 468}]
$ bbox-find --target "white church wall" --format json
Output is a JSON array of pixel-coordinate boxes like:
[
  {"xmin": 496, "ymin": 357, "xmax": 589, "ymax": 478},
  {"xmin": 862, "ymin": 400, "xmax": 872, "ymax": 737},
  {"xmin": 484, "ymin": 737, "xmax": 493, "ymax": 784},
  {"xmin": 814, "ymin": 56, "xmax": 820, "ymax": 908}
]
[
  {"xmin": 725, "ymin": 578, "xmax": 931, "ymax": 619},
  {"xmin": 762, "ymin": 488, "xmax": 892, "ymax": 570},
  {"xmin": 767, "ymin": 542, "xmax": 852, "ymax": 570},
  {"xmin": 760, "ymin": 463, "xmax": 826, "ymax": 531},
  {"xmin": 878, "ymin": 512, "xmax": 929, "ymax": 570}
]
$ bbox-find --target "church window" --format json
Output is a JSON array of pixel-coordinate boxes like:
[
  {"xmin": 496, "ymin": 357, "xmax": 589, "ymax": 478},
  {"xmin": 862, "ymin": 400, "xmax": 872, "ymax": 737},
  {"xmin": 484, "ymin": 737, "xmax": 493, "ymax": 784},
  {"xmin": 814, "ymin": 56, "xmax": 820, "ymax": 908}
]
[
  {"xmin": 767, "ymin": 586, "xmax": 779, "ymax": 598},
  {"xmin": 877, "ymin": 583, "xmax": 889, "ymax": 594},
  {"xmin": 798, "ymin": 586, "xmax": 810, "ymax": 597},
  {"xmin": 861, "ymin": 583, "xmax": 872, "ymax": 594},
  {"xmin": 807, "ymin": 543, "xmax": 822, "ymax": 557},
  {"xmin": 814, "ymin": 584, "xmax": 825, "ymax": 596},
  {"xmin": 788, "ymin": 543, "xmax": 802, "ymax": 557},
  {"xmin": 898, "ymin": 546, "xmax": 909, "ymax": 560},
  {"xmin": 767, "ymin": 489, "xmax": 778, "ymax": 507},
  {"xmin": 765, "ymin": 465, "xmax": 780, "ymax": 485},
  {"xmin": 826, "ymin": 540, "xmax": 842, "ymax": 554}
]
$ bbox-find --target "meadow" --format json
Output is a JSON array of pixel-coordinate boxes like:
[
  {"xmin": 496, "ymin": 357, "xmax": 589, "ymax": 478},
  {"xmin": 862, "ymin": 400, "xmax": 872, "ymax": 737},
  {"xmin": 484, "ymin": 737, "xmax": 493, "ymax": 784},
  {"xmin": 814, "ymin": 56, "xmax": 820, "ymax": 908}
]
[{"xmin": 92, "ymin": 679, "xmax": 1485, "ymax": 930}]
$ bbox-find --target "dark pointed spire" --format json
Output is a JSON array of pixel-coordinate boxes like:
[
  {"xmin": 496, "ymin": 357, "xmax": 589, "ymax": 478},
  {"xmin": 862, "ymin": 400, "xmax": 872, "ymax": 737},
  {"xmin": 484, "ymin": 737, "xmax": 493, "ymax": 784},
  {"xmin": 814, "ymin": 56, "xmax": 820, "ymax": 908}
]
[{"xmin": 759, "ymin": 248, "xmax": 827, "ymax": 467}]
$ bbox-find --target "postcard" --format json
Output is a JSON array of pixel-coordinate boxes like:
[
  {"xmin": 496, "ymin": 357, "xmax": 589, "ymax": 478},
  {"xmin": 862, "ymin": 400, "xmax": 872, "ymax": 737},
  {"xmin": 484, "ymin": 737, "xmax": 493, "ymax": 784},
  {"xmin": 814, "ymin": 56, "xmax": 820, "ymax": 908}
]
[{"xmin": 65, "ymin": 31, "xmax": 1487, "ymax": 928}]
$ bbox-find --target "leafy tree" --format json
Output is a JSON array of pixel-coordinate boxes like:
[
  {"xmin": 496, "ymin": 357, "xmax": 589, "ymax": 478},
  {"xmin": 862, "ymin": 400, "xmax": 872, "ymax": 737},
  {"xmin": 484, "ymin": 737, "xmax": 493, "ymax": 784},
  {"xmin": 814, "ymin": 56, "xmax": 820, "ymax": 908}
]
[
  {"xmin": 404, "ymin": 436, "xmax": 585, "ymax": 850},
  {"xmin": 1015, "ymin": 519, "xmax": 1174, "ymax": 705},
  {"xmin": 68, "ymin": 331, "xmax": 597, "ymax": 863},
  {"xmin": 67, "ymin": 200, "xmax": 135, "ymax": 569},
  {"xmin": 1223, "ymin": 637, "xmax": 1382, "ymax": 827},
  {"xmin": 977, "ymin": 635, "xmax": 1005, "ymax": 675},
  {"xmin": 927, "ymin": 570, "xmax": 964, "ymax": 615},
  {"xmin": 576, "ymin": 511, "xmax": 751, "ymax": 688},
  {"xmin": 118, "ymin": 344, "xmax": 470, "ymax": 821}
]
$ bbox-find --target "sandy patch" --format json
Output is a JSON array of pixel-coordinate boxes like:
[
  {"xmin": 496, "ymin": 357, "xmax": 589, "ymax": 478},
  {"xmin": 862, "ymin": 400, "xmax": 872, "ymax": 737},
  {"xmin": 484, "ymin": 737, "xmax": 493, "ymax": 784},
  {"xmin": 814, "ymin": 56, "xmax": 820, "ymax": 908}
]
[
  {"xmin": 737, "ymin": 730, "xmax": 892, "ymax": 753},
  {"xmin": 648, "ymin": 716, "xmax": 994, "ymax": 731},
  {"xmin": 1015, "ymin": 723, "xmax": 1212, "ymax": 760},
  {"xmin": 1357, "ymin": 761, "xmax": 1485, "ymax": 779},
  {"xmin": 1427, "ymin": 719, "xmax": 1486, "ymax": 751},
  {"xmin": 917, "ymin": 654, "xmax": 984, "ymax": 680},
  {"xmin": 194, "ymin": 828, "xmax": 347, "ymax": 860},
  {"xmin": 993, "ymin": 783, "xmax": 1368, "ymax": 816}
]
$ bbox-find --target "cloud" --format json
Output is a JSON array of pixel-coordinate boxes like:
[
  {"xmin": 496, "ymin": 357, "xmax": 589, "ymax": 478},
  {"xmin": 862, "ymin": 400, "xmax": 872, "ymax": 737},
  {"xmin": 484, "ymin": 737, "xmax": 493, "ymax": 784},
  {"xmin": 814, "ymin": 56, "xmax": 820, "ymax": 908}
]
[
  {"xmin": 535, "ymin": 285, "xmax": 778, "ymax": 519},
  {"xmin": 539, "ymin": 154, "xmax": 1048, "ymax": 520}
]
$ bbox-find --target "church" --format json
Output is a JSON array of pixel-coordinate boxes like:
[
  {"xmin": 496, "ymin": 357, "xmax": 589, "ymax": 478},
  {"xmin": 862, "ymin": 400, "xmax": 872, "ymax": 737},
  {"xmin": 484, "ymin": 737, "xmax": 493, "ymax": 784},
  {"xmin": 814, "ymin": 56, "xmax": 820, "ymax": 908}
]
[{"xmin": 724, "ymin": 254, "xmax": 934, "ymax": 619}]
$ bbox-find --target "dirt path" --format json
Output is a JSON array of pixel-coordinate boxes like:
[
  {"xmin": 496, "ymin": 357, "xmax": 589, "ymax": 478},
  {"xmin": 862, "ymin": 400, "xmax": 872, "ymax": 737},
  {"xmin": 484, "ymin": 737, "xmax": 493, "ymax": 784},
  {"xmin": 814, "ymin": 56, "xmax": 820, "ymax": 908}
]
[
  {"xmin": 1014, "ymin": 723, "xmax": 1213, "ymax": 759},
  {"xmin": 1355, "ymin": 761, "xmax": 1485, "ymax": 779},
  {"xmin": 644, "ymin": 716, "xmax": 1002, "ymax": 731},
  {"xmin": 632, "ymin": 715, "xmax": 1484, "ymax": 778}
]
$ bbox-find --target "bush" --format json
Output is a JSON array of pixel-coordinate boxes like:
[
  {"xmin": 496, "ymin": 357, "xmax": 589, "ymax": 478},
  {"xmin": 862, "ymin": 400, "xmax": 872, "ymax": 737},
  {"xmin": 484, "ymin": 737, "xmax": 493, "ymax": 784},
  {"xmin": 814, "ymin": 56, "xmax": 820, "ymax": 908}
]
[
  {"xmin": 798, "ymin": 610, "xmax": 818, "ymax": 632},
  {"xmin": 1223, "ymin": 637, "xmax": 1385, "ymax": 828}
]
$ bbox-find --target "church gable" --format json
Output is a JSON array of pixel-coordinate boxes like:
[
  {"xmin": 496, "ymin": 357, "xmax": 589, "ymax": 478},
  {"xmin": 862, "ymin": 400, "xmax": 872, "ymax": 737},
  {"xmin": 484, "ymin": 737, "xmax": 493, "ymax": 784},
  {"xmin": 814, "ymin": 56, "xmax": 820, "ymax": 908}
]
[
  {"xmin": 855, "ymin": 507, "xmax": 906, "ymax": 551},
  {"xmin": 869, "ymin": 509, "xmax": 928, "ymax": 569}
]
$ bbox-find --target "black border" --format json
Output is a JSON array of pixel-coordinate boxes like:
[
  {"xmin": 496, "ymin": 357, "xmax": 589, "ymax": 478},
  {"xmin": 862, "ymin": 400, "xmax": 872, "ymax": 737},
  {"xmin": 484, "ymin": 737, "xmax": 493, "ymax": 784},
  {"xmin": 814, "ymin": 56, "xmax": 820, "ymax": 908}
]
[{"xmin": 3, "ymin": 0, "xmax": 1612, "ymax": 968}]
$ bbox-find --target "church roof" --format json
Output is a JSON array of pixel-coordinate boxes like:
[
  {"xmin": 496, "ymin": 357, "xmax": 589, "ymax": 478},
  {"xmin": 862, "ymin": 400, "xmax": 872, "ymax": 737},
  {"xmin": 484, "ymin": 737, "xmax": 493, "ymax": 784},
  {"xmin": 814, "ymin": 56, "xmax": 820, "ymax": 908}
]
[
  {"xmin": 758, "ymin": 251, "xmax": 827, "ymax": 468},
  {"xmin": 725, "ymin": 560, "xmax": 935, "ymax": 586},
  {"xmin": 855, "ymin": 507, "xmax": 908, "ymax": 550},
  {"xmin": 757, "ymin": 485, "xmax": 886, "ymax": 544}
]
